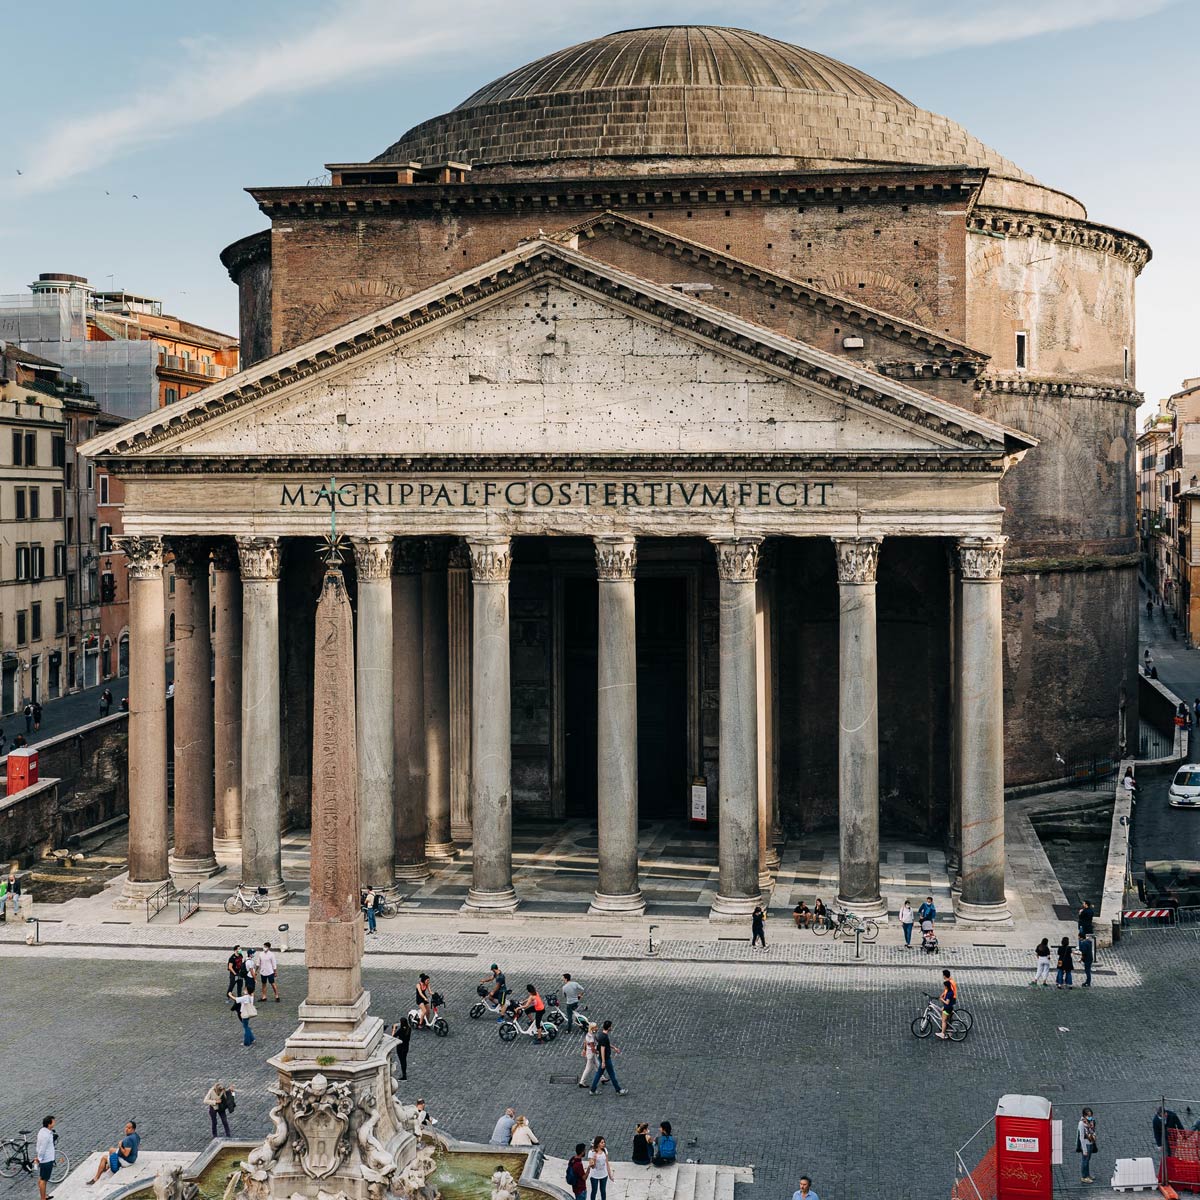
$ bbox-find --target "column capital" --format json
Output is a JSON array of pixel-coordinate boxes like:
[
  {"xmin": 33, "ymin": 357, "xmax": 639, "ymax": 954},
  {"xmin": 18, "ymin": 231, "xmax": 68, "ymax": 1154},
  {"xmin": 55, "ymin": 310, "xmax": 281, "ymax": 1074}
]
[
  {"xmin": 710, "ymin": 536, "xmax": 761, "ymax": 583},
  {"xmin": 392, "ymin": 539, "xmax": 425, "ymax": 576},
  {"xmin": 957, "ymin": 535, "xmax": 1007, "ymax": 581},
  {"xmin": 594, "ymin": 535, "xmax": 637, "ymax": 581},
  {"xmin": 113, "ymin": 535, "xmax": 164, "ymax": 580},
  {"xmin": 166, "ymin": 538, "xmax": 211, "ymax": 580},
  {"xmin": 235, "ymin": 535, "xmax": 281, "ymax": 581},
  {"xmin": 467, "ymin": 537, "xmax": 512, "ymax": 583},
  {"xmin": 833, "ymin": 536, "xmax": 881, "ymax": 585},
  {"xmin": 352, "ymin": 535, "xmax": 394, "ymax": 581},
  {"xmin": 211, "ymin": 541, "xmax": 240, "ymax": 573}
]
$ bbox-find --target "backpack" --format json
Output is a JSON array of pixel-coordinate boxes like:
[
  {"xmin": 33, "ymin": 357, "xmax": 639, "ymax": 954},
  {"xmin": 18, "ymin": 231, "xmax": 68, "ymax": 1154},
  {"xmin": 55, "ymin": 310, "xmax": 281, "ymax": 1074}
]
[
  {"xmin": 565, "ymin": 1158, "xmax": 583, "ymax": 1189},
  {"xmin": 222, "ymin": 1091, "xmax": 237, "ymax": 1114}
]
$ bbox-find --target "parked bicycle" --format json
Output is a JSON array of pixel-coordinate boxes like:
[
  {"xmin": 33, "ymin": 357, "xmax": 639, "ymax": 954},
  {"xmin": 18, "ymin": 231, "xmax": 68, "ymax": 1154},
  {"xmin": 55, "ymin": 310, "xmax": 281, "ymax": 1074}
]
[
  {"xmin": 546, "ymin": 993, "xmax": 589, "ymax": 1032},
  {"xmin": 0, "ymin": 1130, "xmax": 69, "ymax": 1183},
  {"xmin": 812, "ymin": 907, "xmax": 879, "ymax": 943},
  {"xmin": 911, "ymin": 994, "xmax": 969, "ymax": 1042},
  {"xmin": 497, "ymin": 1010, "xmax": 558, "ymax": 1044},
  {"xmin": 224, "ymin": 884, "xmax": 271, "ymax": 915}
]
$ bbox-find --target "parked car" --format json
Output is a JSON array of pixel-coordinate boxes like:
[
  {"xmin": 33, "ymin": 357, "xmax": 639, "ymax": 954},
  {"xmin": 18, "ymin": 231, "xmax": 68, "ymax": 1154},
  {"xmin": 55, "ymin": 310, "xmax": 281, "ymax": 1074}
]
[{"xmin": 1168, "ymin": 766, "xmax": 1200, "ymax": 808}]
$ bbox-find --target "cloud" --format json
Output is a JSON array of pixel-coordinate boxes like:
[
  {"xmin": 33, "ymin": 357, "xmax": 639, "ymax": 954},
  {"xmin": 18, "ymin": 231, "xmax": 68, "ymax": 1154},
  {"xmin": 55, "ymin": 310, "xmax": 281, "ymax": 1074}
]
[{"xmin": 7, "ymin": 0, "xmax": 1180, "ymax": 192}]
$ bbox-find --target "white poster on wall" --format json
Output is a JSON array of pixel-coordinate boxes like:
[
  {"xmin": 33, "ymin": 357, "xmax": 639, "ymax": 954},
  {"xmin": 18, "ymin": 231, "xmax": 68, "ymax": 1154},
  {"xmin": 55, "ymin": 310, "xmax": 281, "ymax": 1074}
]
[{"xmin": 690, "ymin": 780, "xmax": 708, "ymax": 822}]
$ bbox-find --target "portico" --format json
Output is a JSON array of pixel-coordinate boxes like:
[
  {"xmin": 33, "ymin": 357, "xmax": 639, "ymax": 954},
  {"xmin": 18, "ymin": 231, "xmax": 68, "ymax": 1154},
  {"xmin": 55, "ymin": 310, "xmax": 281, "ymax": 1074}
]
[{"xmin": 85, "ymin": 238, "xmax": 1033, "ymax": 922}]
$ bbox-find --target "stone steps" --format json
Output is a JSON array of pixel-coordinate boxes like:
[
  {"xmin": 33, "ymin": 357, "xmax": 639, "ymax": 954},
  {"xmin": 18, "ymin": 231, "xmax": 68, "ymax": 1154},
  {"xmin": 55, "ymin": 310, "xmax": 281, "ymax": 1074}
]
[{"xmin": 540, "ymin": 1158, "xmax": 752, "ymax": 1200}]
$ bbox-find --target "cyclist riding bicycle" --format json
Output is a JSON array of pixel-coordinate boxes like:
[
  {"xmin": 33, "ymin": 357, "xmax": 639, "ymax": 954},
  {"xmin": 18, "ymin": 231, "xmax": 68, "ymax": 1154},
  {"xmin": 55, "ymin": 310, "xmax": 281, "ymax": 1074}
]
[
  {"xmin": 480, "ymin": 964, "xmax": 507, "ymax": 1008},
  {"xmin": 516, "ymin": 983, "xmax": 547, "ymax": 1041},
  {"xmin": 416, "ymin": 973, "xmax": 433, "ymax": 1024},
  {"xmin": 938, "ymin": 969, "xmax": 958, "ymax": 1040}
]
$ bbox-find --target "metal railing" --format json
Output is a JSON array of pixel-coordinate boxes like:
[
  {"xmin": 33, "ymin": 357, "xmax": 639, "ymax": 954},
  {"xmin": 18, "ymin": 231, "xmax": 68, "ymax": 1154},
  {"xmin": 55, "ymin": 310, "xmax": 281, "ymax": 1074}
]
[
  {"xmin": 1063, "ymin": 756, "xmax": 1118, "ymax": 791},
  {"xmin": 177, "ymin": 882, "xmax": 200, "ymax": 924},
  {"xmin": 145, "ymin": 880, "xmax": 173, "ymax": 923}
]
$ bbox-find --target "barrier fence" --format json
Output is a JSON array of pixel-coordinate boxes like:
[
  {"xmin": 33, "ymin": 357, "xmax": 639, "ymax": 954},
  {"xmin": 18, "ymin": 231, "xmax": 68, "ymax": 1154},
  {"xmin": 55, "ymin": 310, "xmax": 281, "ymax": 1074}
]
[{"xmin": 177, "ymin": 882, "xmax": 200, "ymax": 923}]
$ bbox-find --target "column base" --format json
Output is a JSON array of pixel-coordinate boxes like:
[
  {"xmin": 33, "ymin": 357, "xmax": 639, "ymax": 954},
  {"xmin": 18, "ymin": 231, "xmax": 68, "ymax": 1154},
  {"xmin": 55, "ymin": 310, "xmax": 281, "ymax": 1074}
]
[
  {"xmin": 212, "ymin": 837, "xmax": 242, "ymax": 865},
  {"xmin": 757, "ymin": 866, "xmax": 775, "ymax": 890},
  {"xmin": 426, "ymin": 841, "xmax": 459, "ymax": 861},
  {"xmin": 394, "ymin": 862, "xmax": 431, "ymax": 885},
  {"xmin": 764, "ymin": 846, "xmax": 781, "ymax": 871},
  {"xmin": 450, "ymin": 822, "xmax": 473, "ymax": 844},
  {"xmin": 709, "ymin": 893, "xmax": 761, "ymax": 921},
  {"xmin": 462, "ymin": 886, "xmax": 518, "ymax": 913},
  {"xmin": 169, "ymin": 854, "xmax": 223, "ymax": 879},
  {"xmin": 837, "ymin": 895, "xmax": 888, "ymax": 920},
  {"xmin": 113, "ymin": 876, "xmax": 173, "ymax": 909},
  {"xmin": 368, "ymin": 882, "xmax": 402, "ymax": 904},
  {"xmin": 953, "ymin": 896, "xmax": 1013, "ymax": 926},
  {"xmin": 241, "ymin": 879, "xmax": 290, "ymax": 903},
  {"xmin": 589, "ymin": 890, "xmax": 645, "ymax": 916}
]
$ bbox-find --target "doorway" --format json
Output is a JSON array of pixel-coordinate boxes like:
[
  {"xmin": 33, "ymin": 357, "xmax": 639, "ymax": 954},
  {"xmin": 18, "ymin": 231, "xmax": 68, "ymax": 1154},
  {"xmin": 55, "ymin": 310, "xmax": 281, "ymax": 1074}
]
[{"xmin": 560, "ymin": 574, "xmax": 689, "ymax": 820}]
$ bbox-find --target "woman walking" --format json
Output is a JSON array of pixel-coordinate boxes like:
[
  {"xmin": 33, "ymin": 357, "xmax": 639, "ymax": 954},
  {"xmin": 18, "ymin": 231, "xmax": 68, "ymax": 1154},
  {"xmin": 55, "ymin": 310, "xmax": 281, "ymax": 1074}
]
[
  {"xmin": 1032, "ymin": 938, "xmax": 1051, "ymax": 986},
  {"xmin": 751, "ymin": 906, "xmax": 766, "ymax": 948},
  {"xmin": 230, "ymin": 989, "xmax": 257, "ymax": 1045},
  {"xmin": 899, "ymin": 900, "xmax": 914, "ymax": 949},
  {"xmin": 1077, "ymin": 1108, "xmax": 1097, "ymax": 1183},
  {"xmin": 579, "ymin": 1022, "xmax": 599, "ymax": 1087},
  {"xmin": 391, "ymin": 1017, "xmax": 412, "ymax": 1080},
  {"xmin": 1056, "ymin": 937, "xmax": 1074, "ymax": 989},
  {"xmin": 587, "ymin": 1136, "xmax": 614, "ymax": 1200},
  {"xmin": 204, "ymin": 1084, "xmax": 234, "ymax": 1138}
]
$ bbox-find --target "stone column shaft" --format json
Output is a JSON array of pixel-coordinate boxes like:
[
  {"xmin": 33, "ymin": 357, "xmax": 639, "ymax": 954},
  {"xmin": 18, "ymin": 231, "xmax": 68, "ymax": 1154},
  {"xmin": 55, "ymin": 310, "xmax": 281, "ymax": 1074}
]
[
  {"xmin": 710, "ymin": 537, "xmax": 762, "ymax": 918},
  {"xmin": 116, "ymin": 536, "xmax": 169, "ymax": 904},
  {"xmin": 354, "ymin": 536, "xmax": 396, "ymax": 895},
  {"xmin": 835, "ymin": 536, "xmax": 885, "ymax": 917},
  {"xmin": 591, "ymin": 537, "xmax": 644, "ymax": 914},
  {"xmin": 237, "ymin": 536, "xmax": 286, "ymax": 900},
  {"xmin": 464, "ymin": 538, "xmax": 517, "ymax": 911},
  {"xmin": 755, "ymin": 566, "xmax": 779, "ymax": 884},
  {"xmin": 212, "ymin": 545, "xmax": 243, "ymax": 859},
  {"xmin": 449, "ymin": 542, "xmax": 473, "ymax": 842},
  {"xmin": 422, "ymin": 543, "xmax": 455, "ymax": 859},
  {"xmin": 956, "ymin": 536, "xmax": 1011, "ymax": 921},
  {"xmin": 169, "ymin": 540, "xmax": 218, "ymax": 876},
  {"xmin": 393, "ymin": 542, "xmax": 429, "ymax": 882}
]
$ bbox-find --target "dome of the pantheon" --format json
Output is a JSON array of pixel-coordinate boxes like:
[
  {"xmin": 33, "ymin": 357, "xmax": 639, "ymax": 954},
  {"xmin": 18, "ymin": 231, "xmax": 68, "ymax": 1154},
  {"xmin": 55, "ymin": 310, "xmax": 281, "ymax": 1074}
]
[{"xmin": 375, "ymin": 26, "xmax": 1082, "ymax": 216}]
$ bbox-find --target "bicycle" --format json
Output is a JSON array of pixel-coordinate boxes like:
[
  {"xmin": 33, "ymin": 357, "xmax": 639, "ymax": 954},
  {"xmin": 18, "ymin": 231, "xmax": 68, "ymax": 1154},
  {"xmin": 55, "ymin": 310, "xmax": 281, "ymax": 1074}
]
[
  {"xmin": 497, "ymin": 1010, "xmax": 558, "ymax": 1044},
  {"xmin": 0, "ymin": 1130, "xmax": 69, "ymax": 1183},
  {"xmin": 813, "ymin": 908, "xmax": 879, "ymax": 943},
  {"xmin": 224, "ymin": 884, "xmax": 271, "ymax": 915},
  {"xmin": 911, "ymin": 994, "xmax": 968, "ymax": 1042}
]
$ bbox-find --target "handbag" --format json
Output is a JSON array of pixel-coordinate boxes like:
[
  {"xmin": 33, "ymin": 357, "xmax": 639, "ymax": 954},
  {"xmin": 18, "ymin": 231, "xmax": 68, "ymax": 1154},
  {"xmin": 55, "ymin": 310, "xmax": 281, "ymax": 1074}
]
[
  {"xmin": 222, "ymin": 1091, "xmax": 237, "ymax": 1114},
  {"xmin": 244, "ymin": 1000, "xmax": 258, "ymax": 1018}
]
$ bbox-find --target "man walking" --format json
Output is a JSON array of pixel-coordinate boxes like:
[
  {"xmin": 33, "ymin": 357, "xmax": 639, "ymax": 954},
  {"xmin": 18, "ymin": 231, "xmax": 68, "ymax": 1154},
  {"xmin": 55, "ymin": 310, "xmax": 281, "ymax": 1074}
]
[
  {"xmin": 34, "ymin": 1116, "xmax": 56, "ymax": 1200},
  {"xmin": 227, "ymin": 946, "xmax": 250, "ymax": 996},
  {"xmin": 1078, "ymin": 934, "xmax": 1095, "ymax": 987},
  {"xmin": 1077, "ymin": 899, "xmax": 1095, "ymax": 940},
  {"xmin": 22, "ymin": 702, "xmax": 32, "ymax": 735},
  {"xmin": 560, "ymin": 973, "xmax": 584, "ymax": 1032},
  {"xmin": 565, "ymin": 1143, "xmax": 589, "ymax": 1200},
  {"xmin": 257, "ymin": 941, "xmax": 280, "ymax": 1002},
  {"xmin": 31, "ymin": 701, "xmax": 42, "ymax": 732},
  {"xmin": 490, "ymin": 1108, "xmax": 515, "ymax": 1146},
  {"xmin": 751, "ymin": 905, "xmax": 766, "ymax": 948},
  {"xmin": 589, "ymin": 1019, "xmax": 628, "ymax": 1095},
  {"xmin": 791, "ymin": 1177, "xmax": 819, "ymax": 1200},
  {"xmin": 918, "ymin": 896, "xmax": 937, "ymax": 926}
]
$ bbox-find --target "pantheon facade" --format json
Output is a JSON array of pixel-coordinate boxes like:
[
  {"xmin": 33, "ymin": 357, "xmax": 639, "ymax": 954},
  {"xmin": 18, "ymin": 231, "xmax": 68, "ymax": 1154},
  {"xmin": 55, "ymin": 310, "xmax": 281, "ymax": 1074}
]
[{"xmin": 85, "ymin": 27, "xmax": 1148, "ymax": 921}]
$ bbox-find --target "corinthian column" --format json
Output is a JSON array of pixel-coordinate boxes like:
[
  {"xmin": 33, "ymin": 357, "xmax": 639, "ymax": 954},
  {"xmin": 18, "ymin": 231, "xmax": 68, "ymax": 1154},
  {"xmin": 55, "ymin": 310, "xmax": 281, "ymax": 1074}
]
[
  {"xmin": 955, "ymin": 535, "xmax": 1012, "ymax": 922},
  {"xmin": 392, "ymin": 541, "xmax": 428, "ymax": 882},
  {"xmin": 212, "ymin": 543, "xmax": 243, "ymax": 861},
  {"xmin": 115, "ymin": 535, "xmax": 169, "ymax": 906},
  {"xmin": 590, "ymin": 536, "xmax": 644, "ymax": 914},
  {"xmin": 448, "ymin": 541, "xmax": 473, "ymax": 843},
  {"xmin": 354, "ymin": 536, "xmax": 396, "ymax": 896},
  {"xmin": 167, "ymin": 538, "xmax": 218, "ymax": 877},
  {"xmin": 464, "ymin": 537, "xmax": 517, "ymax": 912},
  {"xmin": 709, "ymin": 537, "xmax": 762, "ymax": 918},
  {"xmin": 834, "ymin": 536, "xmax": 885, "ymax": 917},
  {"xmin": 237, "ymin": 536, "xmax": 286, "ymax": 900},
  {"xmin": 422, "ymin": 540, "xmax": 455, "ymax": 859}
]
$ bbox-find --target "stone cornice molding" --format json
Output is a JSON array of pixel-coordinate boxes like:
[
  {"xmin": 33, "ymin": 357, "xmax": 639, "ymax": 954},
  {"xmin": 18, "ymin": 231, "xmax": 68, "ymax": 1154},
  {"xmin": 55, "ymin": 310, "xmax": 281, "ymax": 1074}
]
[
  {"xmin": 211, "ymin": 542, "xmax": 240, "ymax": 573},
  {"xmin": 392, "ymin": 539, "xmax": 425, "ymax": 575},
  {"xmin": 166, "ymin": 538, "xmax": 211, "ymax": 579},
  {"xmin": 113, "ymin": 535, "xmax": 163, "ymax": 580},
  {"xmin": 970, "ymin": 206, "xmax": 1151, "ymax": 273},
  {"xmin": 352, "ymin": 535, "xmax": 394, "ymax": 581},
  {"xmin": 833, "ymin": 536, "xmax": 881, "ymax": 584},
  {"xmin": 978, "ymin": 374, "xmax": 1143, "ymax": 409},
  {"xmin": 235, "ymin": 536, "xmax": 282, "ymax": 582},
  {"xmin": 594, "ymin": 536, "xmax": 637, "ymax": 581},
  {"xmin": 958, "ymin": 535, "xmax": 1007, "ymax": 581},
  {"xmin": 711, "ymin": 537, "xmax": 761, "ymax": 583},
  {"xmin": 467, "ymin": 538, "xmax": 512, "ymax": 583}
]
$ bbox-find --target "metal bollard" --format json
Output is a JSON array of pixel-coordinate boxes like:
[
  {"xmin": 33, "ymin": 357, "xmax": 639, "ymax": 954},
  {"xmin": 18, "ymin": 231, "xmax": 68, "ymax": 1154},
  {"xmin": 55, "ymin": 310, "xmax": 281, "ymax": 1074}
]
[
  {"xmin": 855, "ymin": 927, "xmax": 862, "ymax": 958},
  {"xmin": 279, "ymin": 923, "xmax": 290, "ymax": 953},
  {"xmin": 647, "ymin": 924, "xmax": 659, "ymax": 956}
]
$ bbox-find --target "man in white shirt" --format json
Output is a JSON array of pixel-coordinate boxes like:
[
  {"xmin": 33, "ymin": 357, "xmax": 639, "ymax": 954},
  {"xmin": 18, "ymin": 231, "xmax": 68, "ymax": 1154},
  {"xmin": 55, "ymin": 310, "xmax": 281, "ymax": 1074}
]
[
  {"xmin": 257, "ymin": 940, "xmax": 280, "ymax": 1002},
  {"xmin": 34, "ymin": 1116, "xmax": 56, "ymax": 1200},
  {"xmin": 791, "ymin": 1177, "xmax": 819, "ymax": 1200}
]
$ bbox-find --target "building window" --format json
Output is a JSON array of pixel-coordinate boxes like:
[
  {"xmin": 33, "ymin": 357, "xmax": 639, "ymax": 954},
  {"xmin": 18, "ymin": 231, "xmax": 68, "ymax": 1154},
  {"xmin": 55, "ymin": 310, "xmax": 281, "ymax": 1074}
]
[
  {"xmin": 52, "ymin": 435, "xmax": 65, "ymax": 467},
  {"xmin": 1124, "ymin": 346, "xmax": 1130, "ymax": 381},
  {"xmin": 14, "ymin": 489, "xmax": 26, "ymax": 520},
  {"xmin": 86, "ymin": 463, "xmax": 94, "ymax": 490},
  {"xmin": 53, "ymin": 543, "xmax": 65, "ymax": 576},
  {"xmin": 165, "ymin": 387, "xmax": 178, "ymax": 404},
  {"xmin": 15, "ymin": 545, "xmax": 30, "ymax": 581},
  {"xmin": 1015, "ymin": 331, "xmax": 1028, "ymax": 370},
  {"xmin": 31, "ymin": 545, "xmax": 45, "ymax": 580},
  {"xmin": 65, "ymin": 516, "xmax": 74, "ymax": 544},
  {"xmin": 87, "ymin": 565, "xmax": 98, "ymax": 602},
  {"xmin": 24, "ymin": 432, "xmax": 36, "ymax": 466},
  {"xmin": 65, "ymin": 461, "xmax": 73, "ymax": 489},
  {"xmin": 168, "ymin": 572, "xmax": 176, "ymax": 595},
  {"xmin": 16, "ymin": 611, "xmax": 26, "ymax": 646},
  {"xmin": 55, "ymin": 599, "xmax": 65, "ymax": 637},
  {"xmin": 67, "ymin": 574, "xmax": 76, "ymax": 606},
  {"xmin": 168, "ymin": 612, "xmax": 176, "ymax": 642},
  {"xmin": 65, "ymin": 417, "xmax": 74, "ymax": 440},
  {"xmin": 28, "ymin": 488, "xmax": 39, "ymax": 520},
  {"xmin": 98, "ymin": 474, "xmax": 109, "ymax": 504},
  {"xmin": 99, "ymin": 524, "xmax": 112, "ymax": 552},
  {"xmin": 52, "ymin": 488, "xmax": 63, "ymax": 519},
  {"xmin": 11, "ymin": 429, "xmax": 22, "ymax": 466},
  {"xmin": 88, "ymin": 517, "xmax": 96, "ymax": 543},
  {"xmin": 30, "ymin": 603, "xmax": 41, "ymax": 643}
]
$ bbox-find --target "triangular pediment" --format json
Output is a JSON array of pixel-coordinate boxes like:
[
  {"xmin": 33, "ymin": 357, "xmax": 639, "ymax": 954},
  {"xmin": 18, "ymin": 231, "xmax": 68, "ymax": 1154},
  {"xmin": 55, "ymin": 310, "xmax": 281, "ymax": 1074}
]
[{"xmin": 83, "ymin": 241, "xmax": 1033, "ymax": 467}]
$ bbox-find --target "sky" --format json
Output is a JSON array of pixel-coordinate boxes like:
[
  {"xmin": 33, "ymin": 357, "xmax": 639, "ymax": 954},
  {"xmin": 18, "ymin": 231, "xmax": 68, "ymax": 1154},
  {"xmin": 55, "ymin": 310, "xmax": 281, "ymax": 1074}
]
[{"xmin": 0, "ymin": 0, "xmax": 1194, "ymax": 413}]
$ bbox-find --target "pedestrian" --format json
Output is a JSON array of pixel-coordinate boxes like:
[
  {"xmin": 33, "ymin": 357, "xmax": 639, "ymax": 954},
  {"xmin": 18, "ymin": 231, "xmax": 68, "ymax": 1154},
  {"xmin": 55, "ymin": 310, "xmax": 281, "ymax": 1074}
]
[
  {"xmin": 899, "ymin": 899, "xmax": 915, "ymax": 949},
  {"xmin": 1147, "ymin": 598, "xmax": 1153, "ymax": 619},
  {"xmin": 1143, "ymin": 649, "xmax": 1153, "ymax": 675},
  {"xmin": 587, "ymin": 1137, "xmax": 614, "ymax": 1200},
  {"xmin": 936, "ymin": 968, "xmax": 957, "ymax": 1040},
  {"xmin": 1078, "ymin": 934, "xmax": 1094, "ymax": 987},
  {"xmin": 363, "ymin": 888, "xmax": 377, "ymax": 935},
  {"xmin": 1123, "ymin": 766, "xmax": 1137, "ymax": 799},
  {"xmin": 34, "ymin": 1116, "xmax": 56, "ymax": 1200},
  {"xmin": 23, "ymin": 702, "xmax": 33, "ymax": 734},
  {"xmin": 1056, "ymin": 937, "xmax": 1074, "ymax": 989},
  {"xmin": 32, "ymin": 701, "xmax": 42, "ymax": 732},
  {"xmin": 791, "ymin": 1177, "xmax": 819, "ymax": 1200},
  {"xmin": 100, "ymin": 688, "xmax": 113, "ymax": 718},
  {"xmin": 1031, "ymin": 937, "xmax": 1051, "ymax": 987},
  {"xmin": 0, "ymin": 873, "xmax": 21, "ymax": 921},
  {"xmin": 1154, "ymin": 1105, "xmax": 1184, "ymax": 1148},
  {"xmin": 1077, "ymin": 899, "xmax": 1094, "ymax": 939},
  {"xmin": 204, "ymin": 1084, "xmax": 235, "ymax": 1138},
  {"xmin": 812, "ymin": 898, "xmax": 829, "ymax": 931},
  {"xmin": 229, "ymin": 988, "xmax": 257, "ymax": 1046},
  {"xmin": 85, "ymin": 1120, "xmax": 140, "ymax": 1185},
  {"xmin": 510, "ymin": 1117, "xmax": 539, "ymax": 1147},
  {"xmin": 589, "ymin": 1019, "xmax": 628, "ymax": 1095},
  {"xmin": 751, "ymin": 905, "xmax": 766, "ymax": 948},
  {"xmin": 490, "ymin": 1108, "xmax": 515, "ymax": 1146},
  {"xmin": 565, "ymin": 1144, "xmax": 589, "ymax": 1200},
  {"xmin": 390, "ymin": 1017, "xmax": 411, "ymax": 1080},
  {"xmin": 413, "ymin": 1099, "xmax": 435, "ymax": 1130},
  {"xmin": 1194, "ymin": 698, "xmax": 1200, "ymax": 728},
  {"xmin": 257, "ymin": 941, "xmax": 280, "ymax": 1002},
  {"xmin": 792, "ymin": 901, "xmax": 812, "ymax": 929},
  {"xmin": 653, "ymin": 1122, "xmax": 677, "ymax": 1167},
  {"xmin": 227, "ymin": 946, "xmax": 250, "ymax": 996},
  {"xmin": 119, "ymin": 697, "xmax": 128, "ymax": 712},
  {"xmin": 631, "ymin": 1124, "xmax": 652, "ymax": 1166},
  {"xmin": 918, "ymin": 895, "xmax": 937, "ymax": 926},
  {"xmin": 579, "ymin": 1022, "xmax": 600, "ymax": 1087},
  {"xmin": 1077, "ymin": 1107, "xmax": 1097, "ymax": 1183},
  {"xmin": 561, "ymin": 972, "xmax": 584, "ymax": 1032}
]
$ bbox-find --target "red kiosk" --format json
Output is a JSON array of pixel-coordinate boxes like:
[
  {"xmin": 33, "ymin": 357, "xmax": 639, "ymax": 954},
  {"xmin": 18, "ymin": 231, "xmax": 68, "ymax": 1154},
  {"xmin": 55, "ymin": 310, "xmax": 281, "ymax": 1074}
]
[
  {"xmin": 5, "ymin": 747, "xmax": 38, "ymax": 796},
  {"xmin": 995, "ymin": 1095, "xmax": 1053, "ymax": 1200}
]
